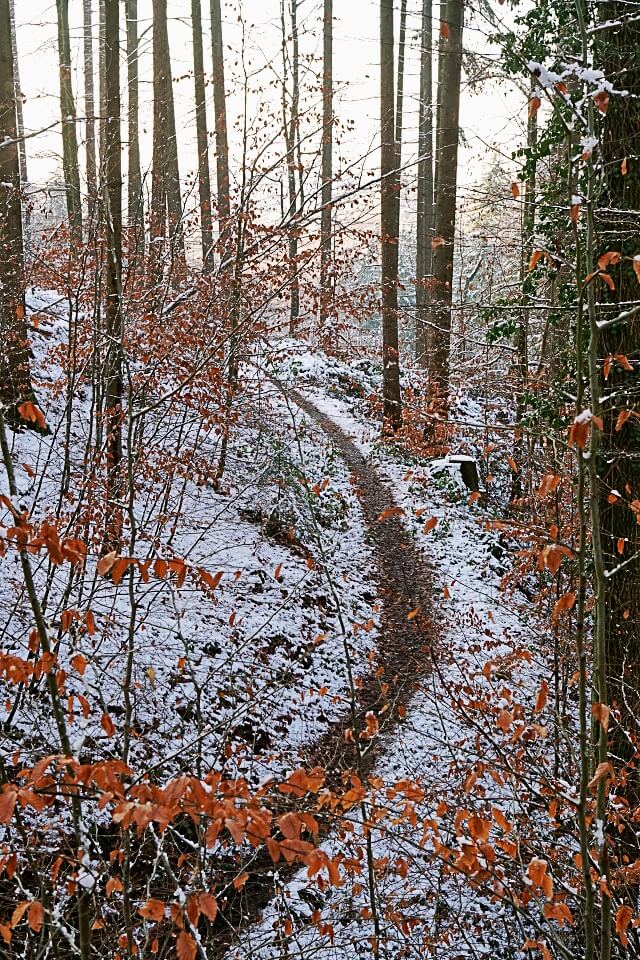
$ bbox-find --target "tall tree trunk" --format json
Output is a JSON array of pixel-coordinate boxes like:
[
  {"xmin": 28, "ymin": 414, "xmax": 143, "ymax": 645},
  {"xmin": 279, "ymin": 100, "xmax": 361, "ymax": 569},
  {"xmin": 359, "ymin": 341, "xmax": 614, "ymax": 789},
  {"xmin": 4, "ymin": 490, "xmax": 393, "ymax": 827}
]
[
  {"xmin": 394, "ymin": 0, "xmax": 408, "ymax": 243},
  {"xmin": 380, "ymin": 0, "xmax": 402, "ymax": 428},
  {"xmin": 103, "ymin": 0, "xmax": 123, "ymax": 549},
  {"xmin": 429, "ymin": 0, "xmax": 463, "ymax": 402},
  {"xmin": 415, "ymin": 0, "xmax": 433, "ymax": 364},
  {"xmin": 83, "ymin": 0, "xmax": 97, "ymax": 219},
  {"xmin": 150, "ymin": 0, "xmax": 167, "ymax": 284},
  {"xmin": 596, "ymin": 4, "xmax": 640, "ymax": 717},
  {"xmin": 511, "ymin": 78, "xmax": 537, "ymax": 503},
  {"xmin": 191, "ymin": 0, "xmax": 214, "ymax": 270},
  {"xmin": 0, "ymin": 0, "xmax": 31, "ymax": 409},
  {"xmin": 319, "ymin": 0, "xmax": 333, "ymax": 324},
  {"xmin": 126, "ymin": 0, "xmax": 144, "ymax": 258},
  {"xmin": 8, "ymin": 0, "xmax": 26, "ymax": 187},
  {"xmin": 150, "ymin": 0, "xmax": 186, "ymax": 283},
  {"xmin": 56, "ymin": 0, "xmax": 83, "ymax": 244},
  {"xmin": 99, "ymin": 0, "xmax": 106, "ymax": 172},
  {"xmin": 210, "ymin": 0, "xmax": 232, "ymax": 268},
  {"xmin": 432, "ymin": 0, "xmax": 447, "ymax": 216},
  {"xmin": 281, "ymin": 0, "xmax": 301, "ymax": 332}
]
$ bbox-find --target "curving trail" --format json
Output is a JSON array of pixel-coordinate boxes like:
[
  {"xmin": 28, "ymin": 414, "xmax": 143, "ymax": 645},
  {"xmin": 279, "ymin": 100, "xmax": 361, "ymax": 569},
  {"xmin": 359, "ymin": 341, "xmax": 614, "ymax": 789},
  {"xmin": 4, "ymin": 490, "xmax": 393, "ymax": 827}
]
[{"xmin": 214, "ymin": 390, "xmax": 441, "ymax": 957}]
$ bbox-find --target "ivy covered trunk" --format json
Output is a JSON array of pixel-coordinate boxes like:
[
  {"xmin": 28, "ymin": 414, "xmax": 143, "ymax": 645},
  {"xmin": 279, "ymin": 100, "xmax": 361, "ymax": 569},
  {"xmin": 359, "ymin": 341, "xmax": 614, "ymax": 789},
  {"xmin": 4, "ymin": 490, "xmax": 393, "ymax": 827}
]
[{"xmin": 596, "ymin": 4, "xmax": 640, "ymax": 715}]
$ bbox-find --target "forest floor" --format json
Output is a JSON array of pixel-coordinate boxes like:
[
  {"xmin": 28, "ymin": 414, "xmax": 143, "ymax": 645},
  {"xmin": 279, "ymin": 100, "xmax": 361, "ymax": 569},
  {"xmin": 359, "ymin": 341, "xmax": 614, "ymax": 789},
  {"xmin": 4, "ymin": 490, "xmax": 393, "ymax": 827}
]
[
  {"xmin": 217, "ymin": 341, "xmax": 552, "ymax": 959},
  {"xmin": 1, "ymin": 308, "xmax": 556, "ymax": 959}
]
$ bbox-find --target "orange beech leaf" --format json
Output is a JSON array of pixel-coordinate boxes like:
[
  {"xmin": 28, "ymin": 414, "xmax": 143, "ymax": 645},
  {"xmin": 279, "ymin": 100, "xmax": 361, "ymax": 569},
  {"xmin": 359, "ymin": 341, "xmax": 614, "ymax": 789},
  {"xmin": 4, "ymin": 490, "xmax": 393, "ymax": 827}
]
[
  {"xmin": 600, "ymin": 272, "xmax": 615, "ymax": 291},
  {"xmin": 468, "ymin": 815, "xmax": 491, "ymax": 842},
  {"xmin": 378, "ymin": 506, "xmax": 405, "ymax": 521},
  {"xmin": 492, "ymin": 807, "xmax": 512, "ymax": 833},
  {"xmin": 233, "ymin": 873, "xmax": 249, "ymax": 890},
  {"xmin": 592, "ymin": 702, "xmax": 611, "ymax": 732},
  {"xmin": 274, "ymin": 563, "xmax": 282, "ymax": 580},
  {"xmin": 570, "ymin": 203, "xmax": 580, "ymax": 225},
  {"xmin": 106, "ymin": 877, "xmax": 123, "ymax": 897},
  {"xmin": 153, "ymin": 558, "xmax": 168, "ymax": 579},
  {"xmin": 431, "ymin": 236, "xmax": 445, "ymax": 249},
  {"xmin": 199, "ymin": 569, "xmax": 223, "ymax": 591},
  {"xmin": 0, "ymin": 786, "xmax": 17, "ymax": 824},
  {"xmin": 27, "ymin": 901, "xmax": 44, "ymax": 933},
  {"xmin": 139, "ymin": 899, "xmax": 165, "ymax": 922},
  {"xmin": 552, "ymin": 592, "xmax": 576, "ymax": 620},
  {"xmin": 267, "ymin": 838, "xmax": 281, "ymax": 863},
  {"xmin": 199, "ymin": 892, "xmax": 218, "ymax": 922},
  {"xmin": 364, "ymin": 711, "xmax": 379, "ymax": 737},
  {"xmin": 71, "ymin": 654, "xmax": 87, "ymax": 675},
  {"xmin": 543, "ymin": 902, "xmax": 574, "ymax": 927},
  {"xmin": 439, "ymin": 21, "xmax": 450, "ymax": 38},
  {"xmin": 616, "ymin": 905, "xmax": 634, "ymax": 947},
  {"xmin": 528, "ymin": 250, "xmax": 543, "ymax": 272},
  {"xmin": 0, "ymin": 924, "xmax": 11, "ymax": 945},
  {"xmin": 17, "ymin": 401, "xmax": 46, "ymax": 430},
  {"xmin": 537, "ymin": 474, "xmax": 561, "ymax": 497},
  {"xmin": 529, "ymin": 96, "xmax": 541, "ymax": 117},
  {"xmin": 616, "ymin": 353, "xmax": 634, "ymax": 372},
  {"xmin": 534, "ymin": 679, "xmax": 549, "ymax": 713},
  {"xmin": 569, "ymin": 412, "xmax": 594, "ymax": 449},
  {"xmin": 423, "ymin": 516, "xmax": 438, "ymax": 533},
  {"xmin": 176, "ymin": 931, "xmax": 197, "ymax": 960},
  {"xmin": 593, "ymin": 90, "xmax": 609, "ymax": 114},
  {"xmin": 510, "ymin": 182, "xmax": 520, "ymax": 198},
  {"xmin": 97, "ymin": 551, "xmax": 118, "ymax": 577},
  {"xmin": 469, "ymin": 491, "xmax": 481, "ymax": 505},
  {"xmin": 598, "ymin": 251, "xmax": 621, "ymax": 271},
  {"xmin": 496, "ymin": 709, "xmax": 513, "ymax": 732},
  {"xmin": 621, "ymin": 157, "xmax": 628, "ymax": 176},
  {"xmin": 101, "ymin": 713, "xmax": 115, "ymax": 738},
  {"xmin": 527, "ymin": 857, "xmax": 548, "ymax": 887},
  {"xmin": 10, "ymin": 902, "xmax": 30, "ymax": 929},
  {"xmin": 588, "ymin": 761, "xmax": 613, "ymax": 790},
  {"xmin": 279, "ymin": 812, "xmax": 302, "ymax": 841}
]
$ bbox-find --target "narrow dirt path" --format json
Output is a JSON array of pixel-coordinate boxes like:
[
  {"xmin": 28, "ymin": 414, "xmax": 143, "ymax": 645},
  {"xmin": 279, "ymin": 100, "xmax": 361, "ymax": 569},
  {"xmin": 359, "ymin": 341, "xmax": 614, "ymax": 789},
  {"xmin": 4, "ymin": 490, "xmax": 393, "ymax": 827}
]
[{"xmin": 214, "ymin": 391, "xmax": 441, "ymax": 956}]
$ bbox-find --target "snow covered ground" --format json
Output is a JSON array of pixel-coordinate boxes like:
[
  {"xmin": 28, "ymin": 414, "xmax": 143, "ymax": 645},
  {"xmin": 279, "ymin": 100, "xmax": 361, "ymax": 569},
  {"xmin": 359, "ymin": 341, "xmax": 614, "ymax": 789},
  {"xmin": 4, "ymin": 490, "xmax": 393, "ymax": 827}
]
[
  {"xmin": 222, "ymin": 340, "xmax": 558, "ymax": 960},
  {"xmin": 1, "ymin": 310, "xmax": 562, "ymax": 959}
]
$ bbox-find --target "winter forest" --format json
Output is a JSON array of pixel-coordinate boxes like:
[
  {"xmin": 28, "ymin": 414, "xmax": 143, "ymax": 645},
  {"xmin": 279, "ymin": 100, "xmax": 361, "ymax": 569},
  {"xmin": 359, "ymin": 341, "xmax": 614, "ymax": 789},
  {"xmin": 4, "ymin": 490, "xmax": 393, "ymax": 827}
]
[{"xmin": 1, "ymin": 0, "xmax": 640, "ymax": 957}]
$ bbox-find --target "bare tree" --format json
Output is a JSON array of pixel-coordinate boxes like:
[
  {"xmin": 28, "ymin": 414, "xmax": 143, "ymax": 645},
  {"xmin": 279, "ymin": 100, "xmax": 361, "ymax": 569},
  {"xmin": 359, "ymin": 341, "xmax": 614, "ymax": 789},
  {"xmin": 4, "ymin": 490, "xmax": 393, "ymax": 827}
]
[
  {"xmin": 0, "ymin": 0, "xmax": 31, "ymax": 410},
  {"xmin": 380, "ymin": 0, "xmax": 402, "ymax": 428},
  {"xmin": 429, "ymin": 0, "xmax": 464, "ymax": 401},
  {"xmin": 511, "ymin": 79, "xmax": 537, "ymax": 502},
  {"xmin": 394, "ymin": 0, "xmax": 408, "ymax": 242},
  {"xmin": 210, "ymin": 0, "xmax": 232, "ymax": 267},
  {"xmin": 83, "ymin": 0, "xmax": 97, "ymax": 219},
  {"xmin": 319, "ymin": 0, "xmax": 333, "ymax": 324},
  {"xmin": 126, "ymin": 0, "xmax": 144, "ymax": 257},
  {"xmin": 281, "ymin": 0, "xmax": 302, "ymax": 332},
  {"xmin": 103, "ymin": 0, "xmax": 123, "ymax": 548},
  {"xmin": 8, "ymin": 0, "xmax": 26, "ymax": 187},
  {"xmin": 415, "ymin": 0, "xmax": 433, "ymax": 364},
  {"xmin": 56, "ymin": 0, "xmax": 83, "ymax": 243},
  {"xmin": 150, "ymin": 0, "xmax": 186, "ymax": 282},
  {"xmin": 192, "ymin": 0, "xmax": 214, "ymax": 269}
]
